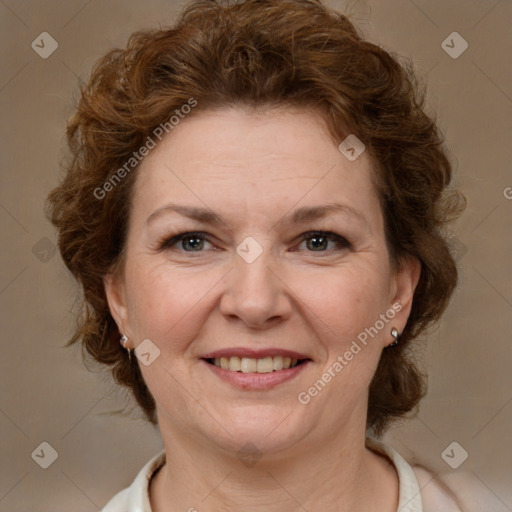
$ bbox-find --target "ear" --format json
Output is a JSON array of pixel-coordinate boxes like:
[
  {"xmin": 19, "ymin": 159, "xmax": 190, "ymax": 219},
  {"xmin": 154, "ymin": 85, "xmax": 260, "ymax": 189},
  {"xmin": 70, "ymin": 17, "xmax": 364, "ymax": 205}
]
[
  {"xmin": 389, "ymin": 255, "xmax": 421, "ymax": 333},
  {"xmin": 103, "ymin": 271, "xmax": 133, "ymax": 341}
]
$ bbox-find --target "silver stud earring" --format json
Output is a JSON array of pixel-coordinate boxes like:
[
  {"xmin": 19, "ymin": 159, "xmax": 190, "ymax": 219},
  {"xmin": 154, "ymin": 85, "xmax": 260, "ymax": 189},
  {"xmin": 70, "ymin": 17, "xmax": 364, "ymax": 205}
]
[
  {"xmin": 120, "ymin": 334, "xmax": 132, "ymax": 361},
  {"xmin": 389, "ymin": 327, "xmax": 400, "ymax": 347}
]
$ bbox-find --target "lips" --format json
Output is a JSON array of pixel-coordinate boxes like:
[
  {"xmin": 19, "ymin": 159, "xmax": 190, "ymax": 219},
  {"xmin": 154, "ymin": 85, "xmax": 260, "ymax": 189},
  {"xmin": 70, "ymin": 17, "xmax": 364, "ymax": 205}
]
[{"xmin": 202, "ymin": 355, "xmax": 311, "ymax": 390}]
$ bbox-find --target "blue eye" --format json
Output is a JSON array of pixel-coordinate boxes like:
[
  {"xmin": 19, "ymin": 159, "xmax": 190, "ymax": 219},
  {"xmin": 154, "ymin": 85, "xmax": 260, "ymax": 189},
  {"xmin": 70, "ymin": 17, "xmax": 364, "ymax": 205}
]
[
  {"xmin": 297, "ymin": 231, "xmax": 351, "ymax": 252},
  {"xmin": 159, "ymin": 232, "xmax": 211, "ymax": 252},
  {"xmin": 157, "ymin": 230, "xmax": 351, "ymax": 254}
]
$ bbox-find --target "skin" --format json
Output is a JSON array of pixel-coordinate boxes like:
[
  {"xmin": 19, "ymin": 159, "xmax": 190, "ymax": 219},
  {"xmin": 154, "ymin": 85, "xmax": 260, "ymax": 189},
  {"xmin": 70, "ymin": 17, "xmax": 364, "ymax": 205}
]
[{"xmin": 105, "ymin": 106, "xmax": 421, "ymax": 512}]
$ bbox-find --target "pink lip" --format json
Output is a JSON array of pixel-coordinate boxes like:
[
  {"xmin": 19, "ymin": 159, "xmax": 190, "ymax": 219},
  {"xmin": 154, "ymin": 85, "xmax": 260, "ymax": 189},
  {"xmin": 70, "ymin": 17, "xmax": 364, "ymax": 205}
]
[
  {"xmin": 201, "ymin": 347, "xmax": 310, "ymax": 359},
  {"xmin": 202, "ymin": 359, "xmax": 311, "ymax": 390}
]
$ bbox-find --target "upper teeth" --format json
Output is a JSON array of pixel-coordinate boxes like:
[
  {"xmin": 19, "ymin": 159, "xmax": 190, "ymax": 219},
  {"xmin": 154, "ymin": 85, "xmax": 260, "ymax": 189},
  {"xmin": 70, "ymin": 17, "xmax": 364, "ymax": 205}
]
[{"xmin": 213, "ymin": 356, "xmax": 299, "ymax": 373}]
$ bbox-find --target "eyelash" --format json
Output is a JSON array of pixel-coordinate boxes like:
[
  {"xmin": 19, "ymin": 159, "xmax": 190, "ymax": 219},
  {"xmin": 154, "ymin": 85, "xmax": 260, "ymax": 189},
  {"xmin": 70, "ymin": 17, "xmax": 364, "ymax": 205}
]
[{"xmin": 157, "ymin": 230, "xmax": 352, "ymax": 254}]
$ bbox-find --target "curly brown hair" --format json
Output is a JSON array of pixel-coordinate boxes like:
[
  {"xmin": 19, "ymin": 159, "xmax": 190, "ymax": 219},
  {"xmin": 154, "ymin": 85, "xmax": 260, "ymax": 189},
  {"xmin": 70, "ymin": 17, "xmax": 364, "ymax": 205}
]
[{"xmin": 46, "ymin": 0, "xmax": 465, "ymax": 436}]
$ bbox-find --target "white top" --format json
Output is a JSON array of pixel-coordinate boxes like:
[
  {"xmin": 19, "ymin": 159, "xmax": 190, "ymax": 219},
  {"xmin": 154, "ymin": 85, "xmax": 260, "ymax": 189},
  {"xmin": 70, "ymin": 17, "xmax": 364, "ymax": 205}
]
[{"xmin": 102, "ymin": 437, "xmax": 465, "ymax": 511}]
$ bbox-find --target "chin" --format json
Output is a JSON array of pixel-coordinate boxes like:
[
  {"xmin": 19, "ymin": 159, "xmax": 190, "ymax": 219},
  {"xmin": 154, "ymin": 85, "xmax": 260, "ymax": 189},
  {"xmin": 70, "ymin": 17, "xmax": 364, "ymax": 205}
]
[{"xmin": 195, "ymin": 404, "xmax": 310, "ymax": 457}]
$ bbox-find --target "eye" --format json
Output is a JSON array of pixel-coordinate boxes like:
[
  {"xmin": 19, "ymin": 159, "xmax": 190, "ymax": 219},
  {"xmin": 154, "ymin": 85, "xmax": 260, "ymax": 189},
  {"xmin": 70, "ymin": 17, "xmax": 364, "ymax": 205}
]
[
  {"xmin": 156, "ymin": 230, "xmax": 351, "ymax": 254},
  {"xmin": 158, "ymin": 231, "xmax": 214, "ymax": 252},
  {"xmin": 295, "ymin": 231, "xmax": 351, "ymax": 253}
]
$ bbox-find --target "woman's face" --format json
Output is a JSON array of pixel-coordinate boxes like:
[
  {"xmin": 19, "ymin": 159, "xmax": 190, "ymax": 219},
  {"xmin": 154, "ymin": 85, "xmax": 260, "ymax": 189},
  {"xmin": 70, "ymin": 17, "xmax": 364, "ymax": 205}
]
[{"xmin": 105, "ymin": 106, "xmax": 419, "ymax": 456}]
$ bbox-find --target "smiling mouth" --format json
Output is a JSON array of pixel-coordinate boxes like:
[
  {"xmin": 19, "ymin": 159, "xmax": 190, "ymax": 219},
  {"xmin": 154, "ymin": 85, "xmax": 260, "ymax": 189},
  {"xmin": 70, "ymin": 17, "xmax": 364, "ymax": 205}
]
[{"xmin": 204, "ymin": 356, "xmax": 310, "ymax": 373}]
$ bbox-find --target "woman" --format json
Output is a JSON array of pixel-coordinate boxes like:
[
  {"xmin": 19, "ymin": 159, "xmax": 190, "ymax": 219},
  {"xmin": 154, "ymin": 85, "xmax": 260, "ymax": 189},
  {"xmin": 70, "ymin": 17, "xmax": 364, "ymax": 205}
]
[{"xmin": 46, "ymin": 0, "xmax": 468, "ymax": 510}]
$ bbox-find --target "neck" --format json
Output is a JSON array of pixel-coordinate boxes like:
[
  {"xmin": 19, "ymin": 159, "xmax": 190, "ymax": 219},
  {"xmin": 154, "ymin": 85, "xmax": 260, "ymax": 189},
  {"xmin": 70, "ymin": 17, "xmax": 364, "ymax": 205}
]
[{"xmin": 150, "ymin": 420, "xmax": 398, "ymax": 512}]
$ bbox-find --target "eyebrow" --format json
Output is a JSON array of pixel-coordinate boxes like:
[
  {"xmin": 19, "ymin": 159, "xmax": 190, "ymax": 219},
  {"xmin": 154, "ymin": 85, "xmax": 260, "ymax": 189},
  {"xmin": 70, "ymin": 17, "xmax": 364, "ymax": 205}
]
[{"xmin": 145, "ymin": 202, "xmax": 367, "ymax": 228}]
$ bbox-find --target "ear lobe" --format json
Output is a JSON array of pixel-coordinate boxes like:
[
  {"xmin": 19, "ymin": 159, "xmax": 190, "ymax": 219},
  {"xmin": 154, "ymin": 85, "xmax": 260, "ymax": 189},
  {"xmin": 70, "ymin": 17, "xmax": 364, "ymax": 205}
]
[{"xmin": 103, "ymin": 273, "xmax": 130, "ymax": 337}]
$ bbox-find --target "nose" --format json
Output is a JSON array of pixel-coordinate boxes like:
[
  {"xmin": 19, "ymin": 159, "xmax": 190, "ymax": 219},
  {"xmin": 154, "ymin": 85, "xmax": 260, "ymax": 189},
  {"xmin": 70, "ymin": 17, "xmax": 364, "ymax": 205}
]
[{"xmin": 219, "ymin": 245, "xmax": 292, "ymax": 330}]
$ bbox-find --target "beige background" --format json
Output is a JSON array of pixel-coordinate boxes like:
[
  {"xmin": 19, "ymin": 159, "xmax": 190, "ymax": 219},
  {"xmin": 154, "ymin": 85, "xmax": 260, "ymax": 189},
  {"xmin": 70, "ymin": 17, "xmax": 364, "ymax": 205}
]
[{"xmin": 0, "ymin": 0, "xmax": 510, "ymax": 510}]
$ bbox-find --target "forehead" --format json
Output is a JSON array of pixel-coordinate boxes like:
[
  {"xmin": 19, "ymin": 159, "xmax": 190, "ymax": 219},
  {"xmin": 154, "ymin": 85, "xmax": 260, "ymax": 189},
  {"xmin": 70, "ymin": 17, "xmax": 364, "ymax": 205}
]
[{"xmin": 130, "ymin": 107, "xmax": 383, "ymax": 232}]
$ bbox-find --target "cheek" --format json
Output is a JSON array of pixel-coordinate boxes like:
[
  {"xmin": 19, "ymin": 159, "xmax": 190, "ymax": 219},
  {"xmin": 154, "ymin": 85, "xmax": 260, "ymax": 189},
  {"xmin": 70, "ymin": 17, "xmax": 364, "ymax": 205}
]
[
  {"xmin": 303, "ymin": 268, "xmax": 391, "ymax": 395},
  {"xmin": 299, "ymin": 263, "xmax": 391, "ymax": 342},
  {"xmin": 124, "ymin": 261, "xmax": 221, "ymax": 347}
]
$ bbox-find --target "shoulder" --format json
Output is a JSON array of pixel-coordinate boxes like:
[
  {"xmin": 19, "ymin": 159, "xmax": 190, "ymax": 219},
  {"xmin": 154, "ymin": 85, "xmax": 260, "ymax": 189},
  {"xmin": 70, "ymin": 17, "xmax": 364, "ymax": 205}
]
[
  {"xmin": 102, "ymin": 488, "xmax": 130, "ymax": 512},
  {"xmin": 411, "ymin": 464, "xmax": 501, "ymax": 512},
  {"xmin": 366, "ymin": 437, "xmax": 493, "ymax": 512},
  {"xmin": 411, "ymin": 465, "xmax": 464, "ymax": 512}
]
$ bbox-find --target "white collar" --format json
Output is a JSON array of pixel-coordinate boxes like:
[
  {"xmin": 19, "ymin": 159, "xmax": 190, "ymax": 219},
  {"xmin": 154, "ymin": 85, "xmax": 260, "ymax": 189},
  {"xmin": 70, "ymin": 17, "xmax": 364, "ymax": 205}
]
[{"xmin": 366, "ymin": 437, "xmax": 423, "ymax": 511}]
